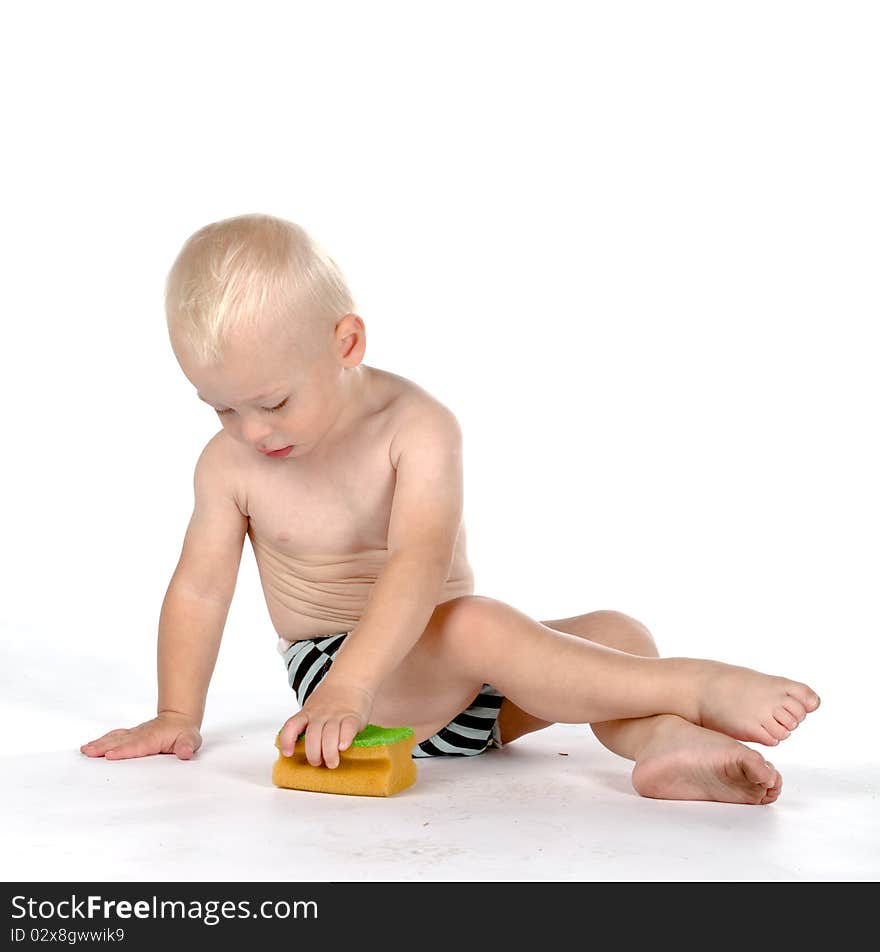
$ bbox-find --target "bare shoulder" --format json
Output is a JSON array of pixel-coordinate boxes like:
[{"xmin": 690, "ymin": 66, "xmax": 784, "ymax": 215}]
[
  {"xmin": 376, "ymin": 368, "xmax": 462, "ymax": 469},
  {"xmin": 194, "ymin": 428, "xmax": 251, "ymax": 517}
]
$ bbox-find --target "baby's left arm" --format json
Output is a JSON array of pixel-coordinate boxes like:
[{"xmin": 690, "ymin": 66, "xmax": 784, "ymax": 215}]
[{"xmin": 278, "ymin": 403, "xmax": 466, "ymax": 767}]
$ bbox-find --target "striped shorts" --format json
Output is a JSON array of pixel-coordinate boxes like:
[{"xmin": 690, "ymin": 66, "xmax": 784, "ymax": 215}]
[{"xmin": 277, "ymin": 633, "xmax": 505, "ymax": 758}]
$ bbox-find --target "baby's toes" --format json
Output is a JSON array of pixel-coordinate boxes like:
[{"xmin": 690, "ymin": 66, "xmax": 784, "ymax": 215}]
[
  {"xmin": 788, "ymin": 682, "xmax": 821, "ymax": 712},
  {"xmin": 771, "ymin": 717, "xmax": 791, "ymax": 740},
  {"xmin": 760, "ymin": 761, "xmax": 783, "ymax": 804},
  {"xmin": 774, "ymin": 706, "xmax": 799, "ymax": 732},
  {"xmin": 740, "ymin": 750, "xmax": 777, "ymax": 788},
  {"xmin": 762, "ymin": 717, "xmax": 790, "ymax": 742},
  {"xmin": 782, "ymin": 698, "xmax": 807, "ymax": 725}
]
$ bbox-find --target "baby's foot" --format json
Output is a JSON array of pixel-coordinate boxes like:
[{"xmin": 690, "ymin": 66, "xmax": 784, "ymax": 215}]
[
  {"xmin": 631, "ymin": 715, "xmax": 782, "ymax": 805},
  {"xmin": 691, "ymin": 659, "xmax": 820, "ymax": 746}
]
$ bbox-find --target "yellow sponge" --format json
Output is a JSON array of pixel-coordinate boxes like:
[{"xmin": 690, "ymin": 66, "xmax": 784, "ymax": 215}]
[{"xmin": 272, "ymin": 724, "xmax": 417, "ymax": 797}]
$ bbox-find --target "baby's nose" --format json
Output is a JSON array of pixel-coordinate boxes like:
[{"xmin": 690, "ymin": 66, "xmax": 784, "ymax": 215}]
[{"xmin": 240, "ymin": 418, "xmax": 273, "ymax": 445}]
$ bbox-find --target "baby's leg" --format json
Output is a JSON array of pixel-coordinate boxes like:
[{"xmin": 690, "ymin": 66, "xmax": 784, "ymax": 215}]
[
  {"xmin": 496, "ymin": 610, "xmax": 667, "ymax": 755},
  {"xmin": 502, "ymin": 611, "xmax": 785, "ymax": 804},
  {"xmin": 385, "ymin": 596, "xmax": 819, "ymax": 747}
]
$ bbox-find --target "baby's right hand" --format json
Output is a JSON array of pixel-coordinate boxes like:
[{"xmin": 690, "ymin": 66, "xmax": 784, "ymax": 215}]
[{"xmin": 80, "ymin": 712, "xmax": 202, "ymax": 761}]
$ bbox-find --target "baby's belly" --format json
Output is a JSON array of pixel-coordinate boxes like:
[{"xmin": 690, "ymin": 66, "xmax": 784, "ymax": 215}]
[{"xmin": 251, "ymin": 540, "xmax": 475, "ymax": 641}]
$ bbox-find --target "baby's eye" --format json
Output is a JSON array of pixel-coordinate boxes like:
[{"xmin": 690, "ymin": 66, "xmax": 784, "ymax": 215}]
[{"xmin": 213, "ymin": 398, "xmax": 288, "ymax": 416}]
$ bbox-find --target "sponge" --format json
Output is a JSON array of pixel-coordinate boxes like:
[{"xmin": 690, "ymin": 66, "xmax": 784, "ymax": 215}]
[{"xmin": 272, "ymin": 724, "xmax": 417, "ymax": 797}]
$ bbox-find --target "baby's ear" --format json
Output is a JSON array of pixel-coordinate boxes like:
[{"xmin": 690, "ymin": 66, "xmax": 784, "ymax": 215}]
[{"xmin": 336, "ymin": 314, "xmax": 366, "ymax": 366}]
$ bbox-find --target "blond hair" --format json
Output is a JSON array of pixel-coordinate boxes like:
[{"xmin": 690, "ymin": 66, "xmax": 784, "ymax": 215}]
[{"xmin": 164, "ymin": 213, "xmax": 356, "ymax": 364}]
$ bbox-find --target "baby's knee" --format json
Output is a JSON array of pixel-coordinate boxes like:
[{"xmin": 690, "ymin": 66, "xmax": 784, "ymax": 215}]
[
  {"xmin": 428, "ymin": 595, "xmax": 512, "ymax": 667},
  {"xmin": 432, "ymin": 595, "xmax": 493, "ymax": 640},
  {"xmin": 435, "ymin": 594, "xmax": 505, "ymax": 631},
  {"xmin": 596, "ymin": 610, "xmax": 659, "ymax": 656}
]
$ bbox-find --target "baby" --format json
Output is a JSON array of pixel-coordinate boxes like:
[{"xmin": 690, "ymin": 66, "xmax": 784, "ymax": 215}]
[{"xmin": 81, "ymin": 213, "xmax": 820, "ymax": 805}]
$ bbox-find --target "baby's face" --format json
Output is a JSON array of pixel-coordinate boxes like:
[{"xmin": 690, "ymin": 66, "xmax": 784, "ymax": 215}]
[{"xmin": 172, "ymin": 314, "xmax": 365, "ymax": 460}]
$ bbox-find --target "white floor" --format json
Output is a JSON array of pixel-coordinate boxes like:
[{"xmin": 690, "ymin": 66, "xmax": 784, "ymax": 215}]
[{"xmin": 4, "ymin": 681, "xmax": 878, "ymax": 882}]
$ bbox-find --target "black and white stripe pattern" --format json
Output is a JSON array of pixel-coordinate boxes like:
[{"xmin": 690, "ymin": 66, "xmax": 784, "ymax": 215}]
[
  {"xmin": 279, "ymin": 633, "xmax": 505, "ymax": 758},
  {"xmin": 282, "ymin": 633, "xmax": 348, "ymax": 707},
  {"xmin": 411, "ymin": 683, "xmax": 504, "ymax": 758}
]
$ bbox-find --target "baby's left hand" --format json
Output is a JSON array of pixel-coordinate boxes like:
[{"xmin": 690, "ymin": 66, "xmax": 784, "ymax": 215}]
[{"xmin": 279, "ymin": 678, "xmax": 374, "ymax": 768}]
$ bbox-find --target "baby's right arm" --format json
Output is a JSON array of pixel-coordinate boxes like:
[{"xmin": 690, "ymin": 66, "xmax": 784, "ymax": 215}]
[{"xmin": 80, "ymin": 437, "xmax": 248, "ymax": 761}]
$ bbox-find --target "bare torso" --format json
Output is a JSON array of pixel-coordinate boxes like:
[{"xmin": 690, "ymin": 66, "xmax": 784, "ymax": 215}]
[{"xmin": 222, "ymin": 366, "xmax": 475, "ymax": 641}]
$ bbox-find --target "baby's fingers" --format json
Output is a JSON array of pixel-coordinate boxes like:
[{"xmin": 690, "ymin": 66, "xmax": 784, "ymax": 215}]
[
  {"xmin": 104, "ymin": 736, "xmax": 160, "ymax": 760},
  {"xmin": 172, "ymin": 728, "xmax": 201, "ymax": 761},
  {"xmin": 337, "ymin": 716, "xmax": 362, "ymax": 754},
  {"xmin": 80, "ymin": 729, "xmax": 131, "ymax": 757},
  {"xmin": 305, "ymin": 720, "xmax": 329, "ymax": 767},
  {"xmin": 322, "ymin": 721, "xmax": 343, "ymax": 769},
  {"xmin": 280, "ymin": 713, "xmax": 308, "ymax": 757}
]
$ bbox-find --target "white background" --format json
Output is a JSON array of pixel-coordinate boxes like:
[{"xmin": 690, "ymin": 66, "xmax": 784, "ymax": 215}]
[{"xmin": 1, "ymin": 1, "xmax": 877, "ymax": 881}]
